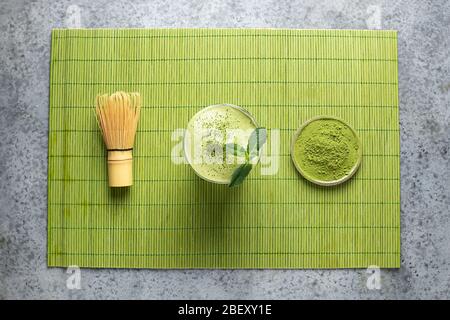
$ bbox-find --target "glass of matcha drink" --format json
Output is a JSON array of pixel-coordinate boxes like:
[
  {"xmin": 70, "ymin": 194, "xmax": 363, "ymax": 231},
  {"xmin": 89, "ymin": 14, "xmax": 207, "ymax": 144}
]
[{"xmin": 184, "ymin": 104, "xmax": 261, "ymax": 185}]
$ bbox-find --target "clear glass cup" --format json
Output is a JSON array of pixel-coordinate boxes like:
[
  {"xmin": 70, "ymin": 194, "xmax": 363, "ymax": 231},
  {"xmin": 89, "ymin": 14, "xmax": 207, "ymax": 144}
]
[{"xmin": 184, "ymin": 104, "xmax": 260, "ymax": 184}]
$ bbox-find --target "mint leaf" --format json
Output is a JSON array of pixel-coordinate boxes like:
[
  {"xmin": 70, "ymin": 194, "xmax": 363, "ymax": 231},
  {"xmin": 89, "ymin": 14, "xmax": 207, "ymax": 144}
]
[
  {"xmin": 227, "ymin": 128, "xmax": 266, "ymax": 187},
  {"xmin": 223, "ymin": 143, "xmax": 247, "ymax": 157},
  {"xmin": 228, "ymin": 162, "xmax": 253, "ymax": 187},
  {"xmin": 248, "ymin": 127, "xmax": 267, "ymax": 159}
]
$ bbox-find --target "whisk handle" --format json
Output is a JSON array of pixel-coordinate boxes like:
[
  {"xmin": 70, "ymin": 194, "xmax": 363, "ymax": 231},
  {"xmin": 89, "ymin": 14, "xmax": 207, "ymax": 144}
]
[{"xmin": 107, "ymin": 150, "xmax": 133, "ymax": 187}]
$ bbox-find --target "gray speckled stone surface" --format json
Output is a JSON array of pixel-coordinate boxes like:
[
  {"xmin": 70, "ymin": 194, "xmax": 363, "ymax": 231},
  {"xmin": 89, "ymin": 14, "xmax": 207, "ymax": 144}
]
[{"xmin": 0, "ymin": 0, "xmax": 449, "ymax": 300}]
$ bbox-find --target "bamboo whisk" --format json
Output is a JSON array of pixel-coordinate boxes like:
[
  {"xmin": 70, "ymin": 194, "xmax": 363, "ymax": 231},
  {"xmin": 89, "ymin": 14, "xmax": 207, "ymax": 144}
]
[{"xmin": 95, "ymin": 92, "xmax": 141, "ymax": 187}]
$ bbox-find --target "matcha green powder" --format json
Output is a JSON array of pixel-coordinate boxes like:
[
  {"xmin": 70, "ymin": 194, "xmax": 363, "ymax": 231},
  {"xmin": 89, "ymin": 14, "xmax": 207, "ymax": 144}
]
[{"xmin": 293, "ymin": 118, "xmax": 361, "ymax": 182}]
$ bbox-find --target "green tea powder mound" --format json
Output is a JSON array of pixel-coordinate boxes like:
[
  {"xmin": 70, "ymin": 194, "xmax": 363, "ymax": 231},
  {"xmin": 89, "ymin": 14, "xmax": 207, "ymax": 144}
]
[{"xmin": 293, "ymin": 118, "xmax": 361, "ymax": 182}]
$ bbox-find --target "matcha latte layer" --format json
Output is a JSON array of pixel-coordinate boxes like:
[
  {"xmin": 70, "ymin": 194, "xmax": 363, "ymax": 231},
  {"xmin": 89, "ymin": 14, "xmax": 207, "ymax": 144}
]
[
  {"xmin": 292, "ymin": 118, "xmax": 361, "ymax": 183},
  {"xmin": 184, "ymin": 104, "xmax": 258, "ymax": 183}
]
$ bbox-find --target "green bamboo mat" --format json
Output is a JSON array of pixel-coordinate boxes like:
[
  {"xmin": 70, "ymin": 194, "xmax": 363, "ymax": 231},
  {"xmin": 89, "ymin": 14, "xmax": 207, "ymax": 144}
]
[{"xmin": 48, "ymin": 28, "xmax": 400, "ymax": 269}]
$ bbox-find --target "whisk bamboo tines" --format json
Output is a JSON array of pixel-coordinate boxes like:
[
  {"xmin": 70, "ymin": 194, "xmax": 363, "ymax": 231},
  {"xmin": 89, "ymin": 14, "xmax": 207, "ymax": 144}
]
[{"xmin": 95, "ymin": 91, "xmax": 141, "ymax": 187}]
